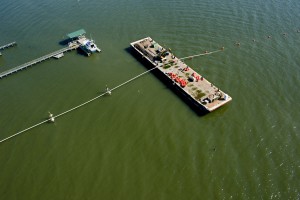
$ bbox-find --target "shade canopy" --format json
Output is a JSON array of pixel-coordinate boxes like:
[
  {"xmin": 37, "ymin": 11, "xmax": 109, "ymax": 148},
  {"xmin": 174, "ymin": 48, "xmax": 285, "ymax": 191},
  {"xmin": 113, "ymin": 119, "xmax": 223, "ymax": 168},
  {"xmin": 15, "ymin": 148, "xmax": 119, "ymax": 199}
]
[{"xmin": 67, "ymin": 29, "xmax": 86, "ymax": 39}]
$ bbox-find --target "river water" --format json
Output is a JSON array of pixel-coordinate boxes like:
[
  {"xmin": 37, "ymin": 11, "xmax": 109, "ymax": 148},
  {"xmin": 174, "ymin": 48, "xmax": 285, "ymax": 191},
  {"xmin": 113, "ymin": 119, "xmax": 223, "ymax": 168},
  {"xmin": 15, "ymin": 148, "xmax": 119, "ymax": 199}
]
[{"xmin": 0, "ymin": 0, "xmax": 299, "ymax": 199}]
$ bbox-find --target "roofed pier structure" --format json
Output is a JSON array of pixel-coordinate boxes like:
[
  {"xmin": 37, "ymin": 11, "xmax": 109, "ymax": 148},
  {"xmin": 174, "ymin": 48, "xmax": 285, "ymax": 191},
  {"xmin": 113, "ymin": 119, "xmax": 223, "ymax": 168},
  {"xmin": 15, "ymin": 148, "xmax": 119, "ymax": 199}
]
[{"xmin": 67, "ymin": 29, "xmax": 86, "ymax": 40}]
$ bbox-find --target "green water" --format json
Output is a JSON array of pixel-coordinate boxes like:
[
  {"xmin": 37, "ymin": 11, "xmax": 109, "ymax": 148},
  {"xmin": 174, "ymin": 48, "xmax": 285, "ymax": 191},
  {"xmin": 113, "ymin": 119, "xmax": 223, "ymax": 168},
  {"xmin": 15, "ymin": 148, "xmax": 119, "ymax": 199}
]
[{"xmin": 1, "ymin": 0, "xmax": 300, "ymax": 199}]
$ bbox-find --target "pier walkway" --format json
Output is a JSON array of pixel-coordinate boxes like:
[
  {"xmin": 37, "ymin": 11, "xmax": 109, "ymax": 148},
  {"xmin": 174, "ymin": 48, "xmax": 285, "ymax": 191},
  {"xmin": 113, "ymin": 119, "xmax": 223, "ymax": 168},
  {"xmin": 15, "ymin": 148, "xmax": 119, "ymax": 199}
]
[
  {"xmin": 0, "ymin": 44, "xmax": 79, "ymax": 79},
  {"xmin": 0, "ymin": 41, "xmax": 17, "ymax": 51}
]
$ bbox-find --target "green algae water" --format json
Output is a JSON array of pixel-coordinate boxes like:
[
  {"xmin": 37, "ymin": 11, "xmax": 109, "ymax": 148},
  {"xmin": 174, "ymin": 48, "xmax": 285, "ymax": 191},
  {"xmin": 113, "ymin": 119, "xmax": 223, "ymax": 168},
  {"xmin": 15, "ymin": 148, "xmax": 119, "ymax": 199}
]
[{"xmin": 1, "ymin": 0, "xmax": 300, "ymax": 199}]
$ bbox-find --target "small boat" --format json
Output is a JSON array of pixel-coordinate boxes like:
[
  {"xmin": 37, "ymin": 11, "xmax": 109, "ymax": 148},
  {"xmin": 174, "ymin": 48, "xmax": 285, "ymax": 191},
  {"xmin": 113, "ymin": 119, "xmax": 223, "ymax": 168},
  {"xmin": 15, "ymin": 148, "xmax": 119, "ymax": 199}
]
[
  {"xmin": 78, "ymin": 37, "xmax": 101, "ymax": 56},
  {"xmin": 66, "ymin": 29, "xmax": 101, "ymax": 56}
]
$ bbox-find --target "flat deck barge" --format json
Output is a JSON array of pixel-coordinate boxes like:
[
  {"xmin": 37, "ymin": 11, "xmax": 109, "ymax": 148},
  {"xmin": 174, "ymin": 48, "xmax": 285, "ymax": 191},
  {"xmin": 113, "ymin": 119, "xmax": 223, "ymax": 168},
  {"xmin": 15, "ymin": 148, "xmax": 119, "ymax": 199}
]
[{"xmin": 130, "ymin": 37, "xmax": 232, "ymax": 113}]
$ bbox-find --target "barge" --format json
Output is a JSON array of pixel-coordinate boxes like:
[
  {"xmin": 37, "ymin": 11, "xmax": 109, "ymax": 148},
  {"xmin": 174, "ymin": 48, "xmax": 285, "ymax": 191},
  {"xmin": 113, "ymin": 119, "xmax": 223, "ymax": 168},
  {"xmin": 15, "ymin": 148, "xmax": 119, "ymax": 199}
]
[{"xmin": 130, "ymin": 37, "xmax": 232, "ymax": 114}]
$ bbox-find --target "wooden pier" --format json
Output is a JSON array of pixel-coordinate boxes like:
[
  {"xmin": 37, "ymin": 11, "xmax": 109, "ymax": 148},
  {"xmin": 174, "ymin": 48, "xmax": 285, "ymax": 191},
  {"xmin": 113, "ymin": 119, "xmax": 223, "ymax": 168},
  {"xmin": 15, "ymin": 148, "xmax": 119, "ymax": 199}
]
[
  {"xmin": 0, "ymin": 41, "xmax": 17, "ymax": 51},
  {"xmin": 0, "ymin": 44, "xmax": 79, "ymax": 79}
]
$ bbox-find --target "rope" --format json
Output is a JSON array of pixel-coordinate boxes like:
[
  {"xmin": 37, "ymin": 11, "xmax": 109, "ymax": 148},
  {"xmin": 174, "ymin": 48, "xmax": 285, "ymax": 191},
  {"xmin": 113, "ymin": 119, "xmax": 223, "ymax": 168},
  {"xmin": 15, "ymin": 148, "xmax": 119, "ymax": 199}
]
[
  {"xmin": 180, "ymin": 50, "xmax": 222, "ymax": 60},
  {"xmin": 0, "ymin": 66, "xmax": 159, "ymax": 143},
  {"xmin": 0, "ymin": 120, "xmax": 49, "ymax": 143},
  {"xmin": 0, "ymin": 48, "xmax": 222, "ymax": 144},
  {"xmin": 54, "ymin": 66, "xmax": 158, "ymax": 120}
]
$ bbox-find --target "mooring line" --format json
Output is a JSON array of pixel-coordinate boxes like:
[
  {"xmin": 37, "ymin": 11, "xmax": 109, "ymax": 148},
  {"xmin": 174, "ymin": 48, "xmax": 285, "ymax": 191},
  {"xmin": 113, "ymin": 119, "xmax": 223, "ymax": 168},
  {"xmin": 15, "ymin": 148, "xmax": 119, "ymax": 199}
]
[
  {"xmin": 180, "ymin": 49, "xmax": 222, "ymax": 60},
  {"xmin": 0, "ymin": 120, "xmax": 49, "ymax": 143},
  {"xmin": 0, "ymin": 48, "xmax": 222, "ymax": 144},
  {"xmin": 54, "ymin": 66, "xmax": 159, "ymax": 120},
  {"xmin": 0, "ymin": 66, "xmax": 159, "ymax": 144}
]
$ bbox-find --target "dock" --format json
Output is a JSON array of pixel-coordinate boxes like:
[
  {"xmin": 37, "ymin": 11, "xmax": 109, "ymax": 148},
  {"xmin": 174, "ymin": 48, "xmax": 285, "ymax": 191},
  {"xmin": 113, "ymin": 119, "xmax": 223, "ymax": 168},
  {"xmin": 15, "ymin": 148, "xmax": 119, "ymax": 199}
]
[
  {"xmin": 130, "ymin": 37, "xmax": 232, "ymax": 113},
  {"xmin": 53, "ymin": 53, "xmax": 64, "ymax": 59},
  {"xmin": 0, "ymin": 41, "xmax": 17, "ymax": 51},
  {"xmin": 0, "ymin": 29, "xmax": 102, "ymax": 79},
  {"xmin": 67, "ymin": 29, "xmax": 101, "ymax": 56},
  {"xmin": 0, "ymin": 43, "xmax": 78, "ymax": 79}
]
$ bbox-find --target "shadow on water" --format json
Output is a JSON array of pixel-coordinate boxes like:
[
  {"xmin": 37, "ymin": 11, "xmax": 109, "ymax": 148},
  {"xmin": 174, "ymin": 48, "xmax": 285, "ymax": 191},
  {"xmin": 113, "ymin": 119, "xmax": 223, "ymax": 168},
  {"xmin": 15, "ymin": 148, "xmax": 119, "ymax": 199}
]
[
  {"xmin": 76, "ymin": 48, "xmax": 89, "ymax": 57},
  {"xmin": 59, "ymin": 38, "xmax": 71, "ymax": 46},
  {"xmin": 125, "ymin": 47, "xmax": 210, "ymax": 116}
]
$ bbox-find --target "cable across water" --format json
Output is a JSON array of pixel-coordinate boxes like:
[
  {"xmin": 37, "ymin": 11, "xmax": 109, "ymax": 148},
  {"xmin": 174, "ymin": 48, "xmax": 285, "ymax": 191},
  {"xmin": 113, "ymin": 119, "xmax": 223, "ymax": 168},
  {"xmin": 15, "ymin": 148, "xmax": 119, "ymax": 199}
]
[
  {"xmin": 0, "ymin": 66, "xmax": 159, "ymax": 143},
  {"xmin": 0, "ymin": 49, "xmax": 222, "ymax": 144},
  {"xmin": 54, "ymin": 65, "xmax": 159, "ymax": 120},
  {"xmin": 180, "ymin": 49, "xmax": 222, "ymax": 60}
]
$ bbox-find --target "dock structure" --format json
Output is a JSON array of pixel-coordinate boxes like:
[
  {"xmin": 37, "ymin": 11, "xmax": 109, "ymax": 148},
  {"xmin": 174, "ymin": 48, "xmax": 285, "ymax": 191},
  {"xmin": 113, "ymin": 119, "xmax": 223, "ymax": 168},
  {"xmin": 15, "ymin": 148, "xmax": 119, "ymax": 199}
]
[
  {"xmin": 0, "ymin": 43, "xmax": 79, "ymax": 79},
  {"xmin": 0, "ymin": 41, "xmax": 17, "ymax": 51},
  {"xmin": 0, "ymin": 29, "xmax": 101, "ymax": 80},
  {"xmin": 67, "ymin": 29, "xmax": 101, "ymax": 56},
  {"xmin": 130, "ymin": 37, "xmax": 232, "ymax": 113}
]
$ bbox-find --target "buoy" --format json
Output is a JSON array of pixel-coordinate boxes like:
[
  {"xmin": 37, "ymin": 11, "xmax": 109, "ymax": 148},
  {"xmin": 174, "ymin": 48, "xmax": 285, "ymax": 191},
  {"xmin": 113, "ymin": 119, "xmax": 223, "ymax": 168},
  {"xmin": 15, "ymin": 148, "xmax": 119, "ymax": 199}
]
[
  {"xmin": 48, "ymin": 112, "xmax": 55, "ymax": 123},
  {"xmin": 106, "ymin": 85, "xmax": 112, "ymax": 95}
]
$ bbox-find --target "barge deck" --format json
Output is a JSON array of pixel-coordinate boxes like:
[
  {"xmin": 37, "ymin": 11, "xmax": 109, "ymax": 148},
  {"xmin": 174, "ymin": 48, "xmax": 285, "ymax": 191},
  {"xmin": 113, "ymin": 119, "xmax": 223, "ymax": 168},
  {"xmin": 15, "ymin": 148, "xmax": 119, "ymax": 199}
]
[{"xmin": 130, "ymin": 37, "xmax": 232, "ymax": 113}]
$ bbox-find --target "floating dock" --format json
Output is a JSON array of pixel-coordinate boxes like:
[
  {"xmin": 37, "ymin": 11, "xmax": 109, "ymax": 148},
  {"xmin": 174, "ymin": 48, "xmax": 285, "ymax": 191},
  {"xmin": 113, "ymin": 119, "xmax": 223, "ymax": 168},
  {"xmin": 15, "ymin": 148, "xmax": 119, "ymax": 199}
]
[
  {"xmin": 0, "ymin": 41, "xmax": 17, "ymax": 51},
  {"xmin": 130, "ymin": 37, "xmax": 232, "ymax": 113},
  {"xmin": 0, "ymin": 44, "xmax": 78, "ymax": 79}
]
